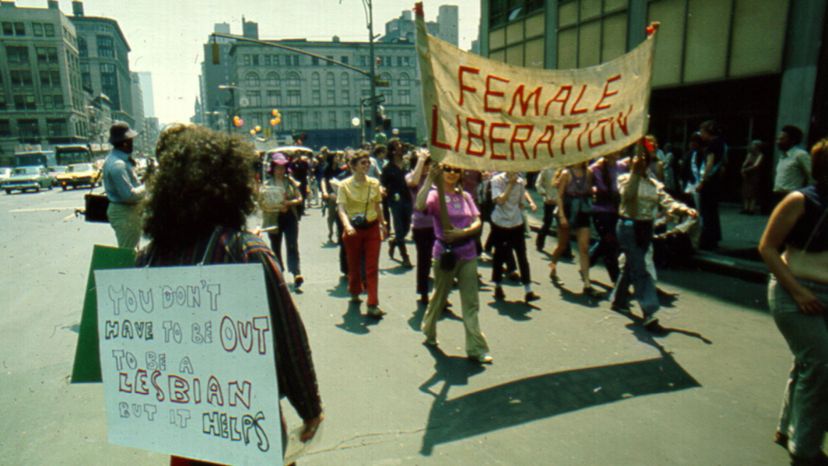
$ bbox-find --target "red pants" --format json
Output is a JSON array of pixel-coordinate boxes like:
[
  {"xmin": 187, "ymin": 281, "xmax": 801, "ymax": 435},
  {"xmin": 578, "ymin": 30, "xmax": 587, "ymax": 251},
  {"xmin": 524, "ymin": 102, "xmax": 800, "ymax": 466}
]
[{"xmin": 343, "ymin": 222, "xmax": 381, "ymax": 306}]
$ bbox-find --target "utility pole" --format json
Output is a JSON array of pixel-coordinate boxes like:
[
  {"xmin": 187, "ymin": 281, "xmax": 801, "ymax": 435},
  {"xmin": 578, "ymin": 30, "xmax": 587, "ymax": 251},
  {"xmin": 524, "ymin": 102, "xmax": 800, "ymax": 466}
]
[{"xmin": 367, "ymin": 0, "xmax": 377, "ymax": 145}]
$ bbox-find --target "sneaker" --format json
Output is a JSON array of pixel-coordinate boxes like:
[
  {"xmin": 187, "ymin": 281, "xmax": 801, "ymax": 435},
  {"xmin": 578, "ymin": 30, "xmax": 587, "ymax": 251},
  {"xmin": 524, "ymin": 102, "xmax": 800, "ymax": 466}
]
[
  {"xmin": 582, "ymin": 285, "xmax": 597, "ymax": 296},
  {"xmin": 468, "ymin": 353, "xmax": 494, "ymax": 364},
  {"xmin": 508, "ymin": 271, "xmax": 521, "ymax": 282},
  {"xmin": 402, "ymin": 257, "xmax": 413, "ymax": 268},
  {"xmin": 642, "ymin": 315, "xmax": 660, "ymax": 329},
  {"xmin": 294, "ymin": 275, "xmax": 304, "ymax": 288},
  {"xmin": 367, "ymin": 305, "xmax": 386, "ymax": 318},
  {"xmin": 525, "ymin": 291, "xmax": 540, "ymax": 303},
  {"xmin": 494, "ymin": 286, "xmax": 505, "ymax": 300}
]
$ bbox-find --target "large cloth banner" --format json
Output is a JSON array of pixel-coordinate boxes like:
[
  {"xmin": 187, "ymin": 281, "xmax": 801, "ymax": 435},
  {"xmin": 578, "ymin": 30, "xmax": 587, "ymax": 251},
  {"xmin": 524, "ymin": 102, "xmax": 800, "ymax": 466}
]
[
  {"xmin": 95, "ymin": 264, "xmax": 282, "ymax": 466},
  {"xmin": 415, "ymin": 6, "xmax": 655, "ymax": 172}
]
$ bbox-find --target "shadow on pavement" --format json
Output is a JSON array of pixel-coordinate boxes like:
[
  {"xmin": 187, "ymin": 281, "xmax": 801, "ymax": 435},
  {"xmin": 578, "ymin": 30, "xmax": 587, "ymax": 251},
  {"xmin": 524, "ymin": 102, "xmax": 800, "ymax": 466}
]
[
  {"xmin": 334, "ymin": 301, "xmax": 380, "ymax": 335},
  {"xmin": 657, "ymin": 267, "xmax": 769, "ymax": 313},
  {"xmin": 551, "ymin": 280, "xmax": 604, "ymax": 308},
  {"xmin": 487, "ymin": 299, "xmax": 538, "ymax": 321},
  {"xmin": 326, "ymin": 278, "xmax": 351, "ymax": 299},
  {"xmin": 418, "ymin": 346, "xmax": 700, "ymax": 456}
]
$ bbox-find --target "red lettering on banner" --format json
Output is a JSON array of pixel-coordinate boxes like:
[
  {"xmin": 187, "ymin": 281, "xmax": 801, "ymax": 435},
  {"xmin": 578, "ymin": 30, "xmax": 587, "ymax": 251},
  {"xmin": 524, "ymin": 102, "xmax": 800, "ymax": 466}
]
[
  {"xmin": 458, "ymin": 66, "xmax": 479, "ymax": 106},
  {"xmin": 594, "ymin": 75, "xmax": 621, "ymax": 111},
  {"xmin": 430, "ymin": 106, "xmax": 452, "ymax": 150},
  {"xmin": 510, "ymin": 125, "xmax": 534, "ymax": 159},
  {"xmin": 453, "ymin": 114, "xmax": 462, "ymax": 151},
  {"xmin": 484, "ymin": 75, "xmax": 510, "ymax": 113},
  {"xmin": 589, "ymin": 118, "xmax": 612, "ymax": 148},
  {"xmin": 533, "ymin": 125, "xmax": 555, "ymax": 159},
  {"xmin": 508, "ymin": 85, "xmax": 542, "ymax": 117},
  {"xmin": 489, "ymin": 122, "xmax": 510, "ymax": 160},
  {"xmin": 560, "ymin": 123, "xmax": 580, "ymax": 155},
  {"xmin": 544, "ymin": 86, "xmax": 572, "ymax": 116},
  {"xmin": 615, "ymin": 105, "xmax": 632, "ymax": 136},
  {"xmin": 465, "ymin": 118, "xmax": 486, "ymax": 157},
  {"xmin": 570, "ymin": 85, "xmax": 589, "ymax": 115}
]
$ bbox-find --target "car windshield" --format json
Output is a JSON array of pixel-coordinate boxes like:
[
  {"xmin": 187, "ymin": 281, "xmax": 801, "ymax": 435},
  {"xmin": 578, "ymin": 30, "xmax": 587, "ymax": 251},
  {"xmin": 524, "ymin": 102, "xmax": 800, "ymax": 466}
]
[
  {"xmin": 68, "ymin": 163, "xmax": 94, "ymax": 173},
  {"xmin": 13, "ymin": 167, "xmax": 39, "ymax": 175}
]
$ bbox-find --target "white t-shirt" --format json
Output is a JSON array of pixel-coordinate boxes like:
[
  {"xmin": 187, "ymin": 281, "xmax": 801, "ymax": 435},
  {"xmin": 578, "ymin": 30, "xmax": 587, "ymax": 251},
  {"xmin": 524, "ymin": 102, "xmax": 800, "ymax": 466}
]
[{"xmin": 490, "ymin": 172, "xmax": 526, "ymax": 228}]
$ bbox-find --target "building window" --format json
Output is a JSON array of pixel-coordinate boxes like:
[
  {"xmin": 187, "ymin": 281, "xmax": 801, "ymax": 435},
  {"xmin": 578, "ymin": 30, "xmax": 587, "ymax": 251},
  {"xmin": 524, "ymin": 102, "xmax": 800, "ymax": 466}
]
[
  {"xmin": 78, "ymin": 37, "xmax": 88, "ymax": 57},
  {"xmin": 312, "ymin": 56, "xmax": 320, "ymax": 66},
  {"xmin": 341, "ymin": 90, "xmax": 350, "ymax": 105},
  {"xmin": 311, "ymin": 72, "xmax": 321, "ymax": 88},
  {"xmin": 33, "ymin": 23, "xmax": 43, "ymax": 37},
  {"xmin": 311, "ymin": 111, "xmax": 321, "ymax": 129},
  {"xmin": 1, "ymin": 23, "xmax": 12, "ymax": 36},
  {"xmin": 288, "ymin": 55, "xmax": 300, "ymax": 66},
  {"xmin": 326, "ymin": 55, "xmax": 334, "ymax": 66},
  {"xmin": 100, "ymin": 63, "xmax": 120, "ymax": 109},
  {"xmin": 245, "ymin": 72, "xmax": 260, "ymax": 87},
  {"xmin": 325, "ymin": 72, "xmax": 335, "ymax": 88},
  {"xmin": 287, "ymin": 90, "xmax": 301, "ymax": 106},
  {"xmin": 18, "ymin": 119, "xmax": 40, "ymax": 139},
  {"xmin": 40, "ymin": 70, "xmax": 61, "ymax": 88},
  {"xmin": 399, "ymin": 90, "xmax": 411, "ymax": 105},
  {"xmin": 399, "ymin": 72, "xmax": 411, "ymax": 87},
  {"xmin": 97, "ymin": 35, "xmax": 114, "ymax": 58},
  {"xmin": 287, "ymin": 111, "xmax": 303, "ymax": 129},
  {"xmin": 340, "ymin": 56, "xmax": 349, "ymax": 64},
  {"xmin": 0, "ymin": 120, "xmax": 10, "ymax": 137},
  {"xmin": 13, "ymin": 22, "xmax": 26, "ymax": 36},
  {"xmin": 81, "ymin": 64, "xmax": 92, "ymax": 91},
  {"xmin": 328, "ymin": 111, "xmax": 337, "ymax": 128},
  {"xmin": 243, "ymin": 54, "xmax": 251, "ymax": 66},
  {"xmin": 47, "ymin": 119, "xmax": 67, "ymax": 137},
  {"xmin": 400, "ymin": 111, "xmax": 412, "ymax": 128},
  {"xmin": 490, "ymin": 0, "xmax": 545, "ymax": 28},
  {"xmin": 266, "ymin": 90, "xmax": 282, "ymax": 106},
  {"xmin": 10, "ymin": 71, "xmax": 33, "ymax": 87},
  {"xmin": 36, "ymin": 47, "xmax": 59, "ymax": 64},
  {"xmin": 311, "ymin": 90, "xmax": 321, "ymax": 105},
  {"xmin": 15, "ymin": 95, "xmax": 37, "ymax": 110},
  {"xmin": 548, "ymin": 0, "xmax": 628, "ymax": 70},
  {"xmin": 266, "ymin": 72, "xmax": 280, "ymax": 87},
  {"xmin": 44, "ymin": 23, "xmax": 55, "ymax": 37},
  {"xmin": 251, "ymin": 54, "xmax": 260, "ymax": 66},
  {"xmin": 286, "ymin": 72, "xmax": 301, "ymax": 88},
  {"xmin": 264, "ymin": 55, "xmax": 272, "ymax": 66},
  {"xmin": 340, "ymin": 72, "xmax": 350, "ymax": 88},
  {"xmin": 326, "ymin": 90, "xmax": 335, "ymax": 105},
  {"xmin": 6, "ymin": 46, "xmax": 29, "ymax": 65}
]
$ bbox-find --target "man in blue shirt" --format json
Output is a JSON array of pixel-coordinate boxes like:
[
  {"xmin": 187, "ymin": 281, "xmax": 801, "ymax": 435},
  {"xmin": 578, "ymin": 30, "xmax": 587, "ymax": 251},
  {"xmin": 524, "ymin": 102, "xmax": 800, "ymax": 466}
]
[{"xmin": 102, "ymin": 121, "xmax": 144, "ymax": 250}]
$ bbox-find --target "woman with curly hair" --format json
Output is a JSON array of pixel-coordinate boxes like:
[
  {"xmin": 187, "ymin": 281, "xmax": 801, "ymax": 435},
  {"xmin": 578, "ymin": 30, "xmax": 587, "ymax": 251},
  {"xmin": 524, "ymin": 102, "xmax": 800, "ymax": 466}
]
[
  {"xmin": 759, "ymin": 137, "xmax": 828, "ymax": 466},
  {"xmin": 138, "ymin": 125, "xmax": 323, "ymax": 466}
]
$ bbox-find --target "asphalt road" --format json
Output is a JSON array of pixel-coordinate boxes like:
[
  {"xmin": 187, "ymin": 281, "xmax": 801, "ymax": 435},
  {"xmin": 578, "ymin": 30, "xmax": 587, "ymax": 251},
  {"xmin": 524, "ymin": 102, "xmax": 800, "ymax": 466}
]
[{"xmin": 0, "ymin": 188, "xmax": 810, "ymax": 465}]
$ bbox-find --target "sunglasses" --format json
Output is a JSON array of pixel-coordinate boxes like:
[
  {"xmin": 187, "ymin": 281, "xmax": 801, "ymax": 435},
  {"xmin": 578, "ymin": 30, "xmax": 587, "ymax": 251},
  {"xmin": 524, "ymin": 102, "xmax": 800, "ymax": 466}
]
[{"xmin": 443, "ymin": 167, "xmax": 462, "ymax": 174}]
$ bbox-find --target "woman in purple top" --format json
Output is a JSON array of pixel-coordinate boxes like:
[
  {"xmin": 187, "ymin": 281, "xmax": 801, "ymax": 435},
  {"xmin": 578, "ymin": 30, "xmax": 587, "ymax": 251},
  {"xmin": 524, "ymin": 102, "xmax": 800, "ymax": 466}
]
[
  {"xmin": 415, "ymin": 164, "xmax": 492, "ymax": 364},
  {"xmin": 549, "ymin": 161, "xmax": 595, "ymax": 295},
  {"xmin": 588, "ymin": 152, "xmax": 622, "ymax": 284},
  {"xmin": 406, "ymin": 150, "xmax": 435, "ymax": 303}
]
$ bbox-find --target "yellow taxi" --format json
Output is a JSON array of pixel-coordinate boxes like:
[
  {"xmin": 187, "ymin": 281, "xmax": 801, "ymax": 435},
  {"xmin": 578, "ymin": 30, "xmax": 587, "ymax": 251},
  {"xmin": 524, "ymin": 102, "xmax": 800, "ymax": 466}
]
[{"xmin": 57, "ymin": 162, "xmax": 101, "ymax": 190}]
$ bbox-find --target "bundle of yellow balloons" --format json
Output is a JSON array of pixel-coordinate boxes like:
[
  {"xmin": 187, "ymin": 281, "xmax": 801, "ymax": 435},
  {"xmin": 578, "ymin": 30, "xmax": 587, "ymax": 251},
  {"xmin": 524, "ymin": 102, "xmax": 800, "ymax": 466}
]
[
  {"xmin": 270, "ymin": 109, "xmax": 281, "ymax": 127},
  {"xmin": 232, "ymin": 115, "xmax": 244, "ymax": 128}
]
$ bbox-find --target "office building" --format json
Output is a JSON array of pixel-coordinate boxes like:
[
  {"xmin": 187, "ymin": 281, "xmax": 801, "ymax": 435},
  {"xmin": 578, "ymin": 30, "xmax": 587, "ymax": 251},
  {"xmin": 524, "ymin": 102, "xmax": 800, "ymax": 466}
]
[
  {"xmin": 0, "ymin": 0, "xmax": 88, "ymax": 159},
  {"xmin": 436, "ymin": 5, "xmax": 459, "ymax": 46}
]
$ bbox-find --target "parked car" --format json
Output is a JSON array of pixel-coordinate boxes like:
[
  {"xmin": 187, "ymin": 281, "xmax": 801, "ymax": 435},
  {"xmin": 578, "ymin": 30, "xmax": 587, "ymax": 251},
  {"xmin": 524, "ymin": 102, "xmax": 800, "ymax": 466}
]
[
  {"xmin": 56, "ymin": 163, "xmax": 101, "ymax": 190},
  {"xmin": 0, "ymin": 167, "xmax": 11, "ymax": 187},
  {"xmin": 48, "ymin": 165, "xmax": 66, "ymax": 187},
  {"xmin": 5, "ymin": 166, "xmax": 53, "ymax": 194}
]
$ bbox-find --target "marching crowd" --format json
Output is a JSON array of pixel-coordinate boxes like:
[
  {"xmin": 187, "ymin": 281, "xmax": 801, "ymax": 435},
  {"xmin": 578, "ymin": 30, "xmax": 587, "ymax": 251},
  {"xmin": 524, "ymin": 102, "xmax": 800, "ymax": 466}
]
[{"xmin": 100, "ymin": 120, "xmax": 827, "ymax": 465}]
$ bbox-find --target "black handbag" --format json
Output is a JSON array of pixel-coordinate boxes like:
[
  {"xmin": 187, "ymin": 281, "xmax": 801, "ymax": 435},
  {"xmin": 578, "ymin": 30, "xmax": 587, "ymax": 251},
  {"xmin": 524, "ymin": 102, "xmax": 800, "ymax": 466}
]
[
  {"xmin": 438, "ymin": 242, "xmax": 457, "ymax": 271},
  {"xmin": 82, "ymin": 191, "xmax": 110, "ymax": 223}
]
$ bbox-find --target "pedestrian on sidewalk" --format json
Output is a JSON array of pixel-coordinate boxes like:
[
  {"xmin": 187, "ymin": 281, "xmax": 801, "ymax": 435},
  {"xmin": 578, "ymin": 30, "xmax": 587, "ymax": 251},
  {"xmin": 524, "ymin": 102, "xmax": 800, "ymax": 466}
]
[
  {"xmin": 741, "ymin": 139, "xmax": 764, "ymax": 215},
  {"xmin": 696, "ymin": 120, "xmax": 726, "ymax": 250},
  {"xmin": 337, "ymin": 151, "xmax": 388, "ymax": 318},
  {"xmin": 611, "ymin": 144, "xmax": 697, "ymax": 330},
  {"xmin": 407, "ymin": 149, "xmax": 435, "ymax": 303},
  {"xmin": 773, "ymin": 125, "xmax": 812, "ymax": 207},
  {"xmin": 102, "ymin": 121, "xmax": 144, "ymax": 250},
  {"xmin": 589, "ymin": 152, "xmax": 622, "ymax": 285},
  {"xmin": 138, "ymin": 125, "xmax": 323, "ymax": 466},
  {"xmin": 490, "ymin": 171, "xmax": 539, "ymax": 302},
  {"xmin": 259, "ymin": 152, "xmax": 304, "ymax": 289},
  {"xmin": 415, "ymin": 164, "xmax": 492, "ymax": 364},
  {"xmin": 382, "ymin": 139, "xmax": 413, "ymax": 267},
  {"xmin": 548, "ymin": 162, "xmax": 595, "ymax": 295},
  {"xmin": 758, "ymin": 137, "xmax": 828, "ymax": 466}
]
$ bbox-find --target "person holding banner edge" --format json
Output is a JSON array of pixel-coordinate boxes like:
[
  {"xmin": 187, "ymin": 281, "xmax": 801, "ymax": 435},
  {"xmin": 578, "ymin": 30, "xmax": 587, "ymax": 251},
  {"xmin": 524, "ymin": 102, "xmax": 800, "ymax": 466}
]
[
  {"xmin": 136, "ymin": 124, "xmax": 323, "ymax": 465},
  {"xmin": 415, "ymin": 163, "xmax": 492, "ymax": 364}
]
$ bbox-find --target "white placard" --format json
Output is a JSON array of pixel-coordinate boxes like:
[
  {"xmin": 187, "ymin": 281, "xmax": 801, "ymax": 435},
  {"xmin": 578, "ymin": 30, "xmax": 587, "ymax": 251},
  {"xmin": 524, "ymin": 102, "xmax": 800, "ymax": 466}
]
[{"xmin": 95, "ymin": 264, "xmax": 282, "ymax": 466}]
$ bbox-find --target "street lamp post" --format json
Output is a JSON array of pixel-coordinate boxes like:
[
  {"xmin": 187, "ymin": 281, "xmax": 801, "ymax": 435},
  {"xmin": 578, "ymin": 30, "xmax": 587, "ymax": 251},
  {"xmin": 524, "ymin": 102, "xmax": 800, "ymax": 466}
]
[
  {"xmin": 218, "ymin": 84, "xmax": 238, "ymax": 135},
  {"xmin": 364, "ymin": 0, "xmax": 378, "ymax": 144}
]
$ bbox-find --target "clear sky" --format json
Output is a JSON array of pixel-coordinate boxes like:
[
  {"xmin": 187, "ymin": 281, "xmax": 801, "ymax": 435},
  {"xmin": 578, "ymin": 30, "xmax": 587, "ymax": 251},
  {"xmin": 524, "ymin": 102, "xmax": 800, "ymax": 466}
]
[{"xmin": 17, "ymin": 0, "xmax": 481, "ymax": 125}]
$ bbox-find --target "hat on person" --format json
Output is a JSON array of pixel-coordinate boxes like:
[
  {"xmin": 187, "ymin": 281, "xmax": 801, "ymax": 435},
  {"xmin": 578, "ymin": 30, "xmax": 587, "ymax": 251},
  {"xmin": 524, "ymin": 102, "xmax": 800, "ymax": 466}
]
[
  {"xmin": 270, "ymin": 152, "xmax": 289, "ymax": 166},
  {"xmin": 109, "ymin": 121, "xmax": 138, "ymax": 144}
]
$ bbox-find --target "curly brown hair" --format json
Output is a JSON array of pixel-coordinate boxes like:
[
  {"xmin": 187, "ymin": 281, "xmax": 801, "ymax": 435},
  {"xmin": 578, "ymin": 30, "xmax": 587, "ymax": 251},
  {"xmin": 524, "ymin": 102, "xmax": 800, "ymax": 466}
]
[
  {"xmin": 811, "ymin": 137, "xmax": 828, "ymax": 192},
  {"xmin": 142, "ymin": 124, "xmax": 258, "ymax": 251}
]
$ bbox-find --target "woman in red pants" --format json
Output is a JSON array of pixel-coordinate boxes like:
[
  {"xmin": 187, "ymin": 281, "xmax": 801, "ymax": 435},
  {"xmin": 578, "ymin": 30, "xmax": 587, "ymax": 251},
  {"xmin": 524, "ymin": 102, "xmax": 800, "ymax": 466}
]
[{"xmin": 337, "ymin": 150, "xmax": 388, "ymax": 318}]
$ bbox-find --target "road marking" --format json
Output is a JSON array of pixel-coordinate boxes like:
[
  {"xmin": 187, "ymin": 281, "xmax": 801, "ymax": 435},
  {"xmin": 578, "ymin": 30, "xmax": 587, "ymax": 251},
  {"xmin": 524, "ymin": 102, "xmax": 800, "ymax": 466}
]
[{"xmin": 9, "ymin": 206, "xmax": 78, "ymax": 213}]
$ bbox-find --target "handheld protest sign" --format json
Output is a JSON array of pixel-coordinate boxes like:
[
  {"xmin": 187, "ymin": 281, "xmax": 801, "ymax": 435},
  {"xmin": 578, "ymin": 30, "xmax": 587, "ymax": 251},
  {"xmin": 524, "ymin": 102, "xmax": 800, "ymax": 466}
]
[
  {"xmin": 95, "ymin": 263, "xmax": 282, "ymax": 465},
  {"xmin": 71, "ymin": 245, "xmax": 136, "ymax": 383},
  {"xmin": 415, "ymin": 2, "xmax": 655, "ymax": 172}
]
